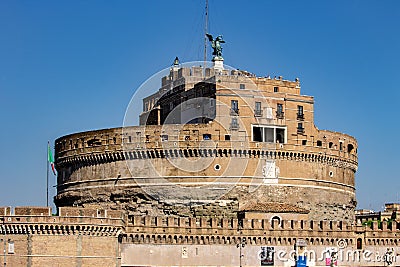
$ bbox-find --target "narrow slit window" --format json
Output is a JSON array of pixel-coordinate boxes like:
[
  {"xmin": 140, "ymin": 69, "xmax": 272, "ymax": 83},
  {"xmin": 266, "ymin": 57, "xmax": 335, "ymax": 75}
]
[
  {"xmin": 276, "ymin": 103, "xmax": 284, "ymax": 118},
  {"xmin": 297, "ymin": 105, "xmax": 304, "ymax": 120},
  {"xmin": 255, "ymin": 102, "xmax": 262, "ymax": 116}
]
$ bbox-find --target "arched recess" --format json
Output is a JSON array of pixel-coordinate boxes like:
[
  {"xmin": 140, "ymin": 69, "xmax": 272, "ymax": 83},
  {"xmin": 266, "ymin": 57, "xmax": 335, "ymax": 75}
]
[{"xmin": 270, "ymin": 215, "xmax": 282, "ymax": 228}]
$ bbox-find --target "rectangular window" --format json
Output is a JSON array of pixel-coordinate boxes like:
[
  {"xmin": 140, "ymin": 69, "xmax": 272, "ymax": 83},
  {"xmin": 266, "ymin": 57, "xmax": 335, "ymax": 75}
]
[
  {"xmin": 298, "ymin": 105, "xmax": 303, "ymax": 115},
  {"xmin": 161, "ymin": 135, "xmax": 168, "ymax": 141},
  {"xmin": 297, "ymin": 123, "xmax": 304, "ymax": 134},
  {"xmin": 277, "ymin": 103, "xmax": 283, "ymax": 113},
  {"xmin": 297, "ymin": 105, "xmax": 304, "ymax": 120},
  {"xmin": 276, "ymin": 128, "xmax": 285, "ymax": 143},
  {"xmin": 255, "ymin": 102, "xmax": 261, "ymax": 111},
  {"xmin": 231, "ymin": 100, "xmax": 239, "ymax": 115},
  {"xmin": 274, "ymin": 86, "xmax": 279, "ymax": 92},
  {"xmin": 264, "ymin": 128, "xmax": 274, "ymax": 142},
  {"xmin": 203, "ymin": 134, "xmax": 211, "ymax": 140},
  {"xmin": 224, "ymin": 134, "xmax": 231, "ymax": 141},
  {"xmin": 276, "ymin": 103, "xmax": 284, "ymax": 119},
  {"xmin": 252, "ymin": 125, "xmax": 286, "ymax": 143},
  {"xmin": 255, "ymin": 102, "xmax": 262, "ymax": 116},
  {"xmin": 230, "ymin": 117, "xmax": 239, "ymax": 130},
  {"xmin": 231, "ymin": 100, "xmax": 238, "ymax": 110},
  {"xmin": 240, "ymin": 84, "xmax": 245, "ymax": 89},
  {"xmin": 253, "ymin": 127, "xmax": 262, "ymax": 142}
]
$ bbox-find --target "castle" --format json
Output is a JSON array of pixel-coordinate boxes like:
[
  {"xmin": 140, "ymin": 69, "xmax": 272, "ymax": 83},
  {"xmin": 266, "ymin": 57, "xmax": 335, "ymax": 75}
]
[
  {"xmin": 1, "ymin": 56, "xmax": 398, "ymax": 266},
  {"xmin": 54, "ymin": 60, "xmax": 358, "ymax": 222}
]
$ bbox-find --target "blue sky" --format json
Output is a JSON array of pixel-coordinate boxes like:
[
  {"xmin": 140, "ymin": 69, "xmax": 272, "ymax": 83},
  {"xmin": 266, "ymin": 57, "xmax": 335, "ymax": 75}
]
[{"xmin": 0, "ymin": 1, "xmax": 399, "ymax": 211}]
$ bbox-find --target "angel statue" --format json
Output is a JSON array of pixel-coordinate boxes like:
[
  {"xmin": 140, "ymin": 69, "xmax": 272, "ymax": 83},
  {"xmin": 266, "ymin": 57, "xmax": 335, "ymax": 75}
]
[{"xmin": 206, "ymin": 33, "xmax": 225, "ymax": 60}]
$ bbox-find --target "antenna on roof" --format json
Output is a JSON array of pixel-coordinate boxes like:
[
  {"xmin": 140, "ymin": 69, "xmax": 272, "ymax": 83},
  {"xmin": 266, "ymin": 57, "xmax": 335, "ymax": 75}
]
[{"xmin": 203, "ymin": 0, "xmax": 209, "ymax": 76}]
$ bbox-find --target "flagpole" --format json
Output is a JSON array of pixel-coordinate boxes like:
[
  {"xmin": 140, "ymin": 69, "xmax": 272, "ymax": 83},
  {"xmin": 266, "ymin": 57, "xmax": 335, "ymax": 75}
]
[{"xmin": 46, "ymin": 141, "xmax": 49, "ymax": 207}]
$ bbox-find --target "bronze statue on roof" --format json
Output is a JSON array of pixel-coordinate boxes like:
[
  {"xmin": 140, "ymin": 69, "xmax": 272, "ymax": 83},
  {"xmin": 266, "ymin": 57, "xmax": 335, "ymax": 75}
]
[{"xmin": 206, "ymin": 33, "xmax": 225, "ymax": 60}]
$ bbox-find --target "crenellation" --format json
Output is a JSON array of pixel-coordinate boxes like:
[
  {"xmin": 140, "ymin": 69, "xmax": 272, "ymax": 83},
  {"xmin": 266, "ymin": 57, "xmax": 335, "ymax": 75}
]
[
  {"xmin": 14, "ymin": 206, "xmax": 51, "ymax": 216},
  {"xmin": 200, "ymin": 217, "xmax": 208, "ymax": 228},
  {"xmin": 0, "ymin": 206, "xmax": 11, "ymax": 216},
  {"xmin": 116, "ymin": 216, "xmax": 400, "ymax": 249},
  {"xmin": 166, "ymin": 216, "xmax": 174, "ymax": 227},
  {"xmin": 372, "ymin": 221, "xmax": 379, "ymax": 230}
]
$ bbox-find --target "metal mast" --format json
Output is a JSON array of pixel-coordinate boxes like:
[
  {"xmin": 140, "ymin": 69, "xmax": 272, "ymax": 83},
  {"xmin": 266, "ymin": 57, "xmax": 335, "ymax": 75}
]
[{"xmin": 203, "ymin": 0, "xmax": 209, "ymax": 75}]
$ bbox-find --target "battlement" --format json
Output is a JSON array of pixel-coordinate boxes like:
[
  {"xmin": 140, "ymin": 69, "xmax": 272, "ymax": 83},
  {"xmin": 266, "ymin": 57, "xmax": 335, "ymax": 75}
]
[
  {"xmin": 0, "ymin": 206, "xmax": 125, "ymax": 236},
  {"xmin": 128, "ymin": 215, "xmax": 399, "ymax": 233},
  {"xmin": 121, "ymin": 215, "xmax": 400, "ymax": 250},
  {"xmin": 121, "ymin": 217, "xmax": 400, "ymax": 267},
  {"xmin": 1, "ymin": 206, "xmax": 124, "ymax": 219},
  {"xmin": 161, "ymin": 66, "xmax": 299, "ymax": 88}
]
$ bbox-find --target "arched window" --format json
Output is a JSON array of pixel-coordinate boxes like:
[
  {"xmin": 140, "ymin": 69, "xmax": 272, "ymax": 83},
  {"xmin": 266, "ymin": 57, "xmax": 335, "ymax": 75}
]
[{"xmin": 270, "ymin": 216, "xmax": 282, "ymax": 228}]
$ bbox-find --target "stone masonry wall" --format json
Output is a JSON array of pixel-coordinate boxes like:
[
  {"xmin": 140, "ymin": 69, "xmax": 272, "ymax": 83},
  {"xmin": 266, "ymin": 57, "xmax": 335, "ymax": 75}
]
[
  {"xmin": 0, "ymin": 207, "xmax": 124, "ymax": 267},
  {"xmin": 122, "ymin": 216, "xmax": 400, "ymax": 266}
]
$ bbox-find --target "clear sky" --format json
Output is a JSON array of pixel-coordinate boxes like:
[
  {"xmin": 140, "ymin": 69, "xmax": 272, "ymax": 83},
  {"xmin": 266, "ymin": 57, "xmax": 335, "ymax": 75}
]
[{"xmin": 0, "ymin": 0, "xmax": 399, "ymax": 211}]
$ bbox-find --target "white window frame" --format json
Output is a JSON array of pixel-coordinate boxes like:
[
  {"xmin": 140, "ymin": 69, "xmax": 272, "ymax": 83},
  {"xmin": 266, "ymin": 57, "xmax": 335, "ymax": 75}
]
[{"xmin": 251, "ymin": 124, "xmax": 287, "ymax": 143}]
